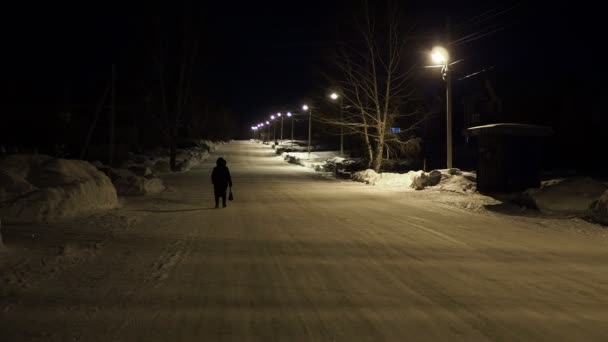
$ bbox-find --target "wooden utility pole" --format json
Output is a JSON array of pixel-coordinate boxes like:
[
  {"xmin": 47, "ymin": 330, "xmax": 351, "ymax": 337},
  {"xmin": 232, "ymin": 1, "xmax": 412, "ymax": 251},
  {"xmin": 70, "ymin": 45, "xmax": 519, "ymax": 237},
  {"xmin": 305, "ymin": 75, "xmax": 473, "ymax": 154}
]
[{"xmin": 445, "ymin": 17, "xmax": 453, "ymax": 169}]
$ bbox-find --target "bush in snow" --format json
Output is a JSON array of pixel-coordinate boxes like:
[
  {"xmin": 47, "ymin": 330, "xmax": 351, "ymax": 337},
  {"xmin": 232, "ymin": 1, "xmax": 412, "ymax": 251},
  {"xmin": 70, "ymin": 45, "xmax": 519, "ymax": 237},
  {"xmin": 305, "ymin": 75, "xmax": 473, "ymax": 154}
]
[
  {"xmin": 519, "ymin": 177, "xmax": 607, "ymax": 215},
  {"xmin": 0, "ymin": 155, "xmax": 118, "ymax": 223},
  {"xmin": 590, "ymin": 190, "xmax": 608, "ymax": 226}
]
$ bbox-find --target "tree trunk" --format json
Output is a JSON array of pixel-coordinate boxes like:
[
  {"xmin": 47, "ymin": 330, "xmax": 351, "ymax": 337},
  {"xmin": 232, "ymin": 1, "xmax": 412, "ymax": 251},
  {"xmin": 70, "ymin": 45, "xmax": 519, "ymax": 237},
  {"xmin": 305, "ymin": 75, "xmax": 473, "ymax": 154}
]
[
  {"xmin": 170, "ymin": 140, "xmax": 177, "ymax": 171},
  {"xmin": 372, "ymin": 141, "xmax": 384, "ymax": 173},
  {"xmin": 364, "ymin": 134, "xmax": 374, "ymax": 169},
  {"xmin": 169, "ymin": 126, "xmax": 177, "ymax": 171},
  {"xmin": 372, "ymin": 124, "xmax": 386, "ymax": 173}
]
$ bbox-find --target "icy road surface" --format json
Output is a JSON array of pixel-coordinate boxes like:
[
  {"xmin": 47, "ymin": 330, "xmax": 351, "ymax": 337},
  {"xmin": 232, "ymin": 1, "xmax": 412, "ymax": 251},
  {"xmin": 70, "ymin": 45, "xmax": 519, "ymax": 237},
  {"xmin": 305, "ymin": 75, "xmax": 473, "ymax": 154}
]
[{"xmin": 2, "ymin": 141, "xmax": 608, "ymax": 341}]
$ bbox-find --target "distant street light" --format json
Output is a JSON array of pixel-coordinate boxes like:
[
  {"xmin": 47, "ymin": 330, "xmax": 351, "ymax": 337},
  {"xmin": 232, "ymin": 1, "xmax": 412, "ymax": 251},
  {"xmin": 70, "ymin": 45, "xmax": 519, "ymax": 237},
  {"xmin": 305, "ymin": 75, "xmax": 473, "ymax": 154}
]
[
  {"xmin": 303, "ymin": 104, "xmax": 312, "ymax": 156},
  {"xmin": 287, "ymin": 112, "xmax": 294, "ymax": 143},
  {"xmin": 329, "ymin": 92, "xmax": 344, "ymax": 156},
  {"xmin": 278, "ymin": 112, "xmax": 284, "ymax": 142},
  {"xmin": 266, "ymin": 120, "xmax": 270, "ymax": 142},
  {"xmin": 270, "ymin": 115, "xmax": 277, "ymax": 143},
  {"xmin": 431, "ymin": 45, "xmax": 453, "ymax": 169}
]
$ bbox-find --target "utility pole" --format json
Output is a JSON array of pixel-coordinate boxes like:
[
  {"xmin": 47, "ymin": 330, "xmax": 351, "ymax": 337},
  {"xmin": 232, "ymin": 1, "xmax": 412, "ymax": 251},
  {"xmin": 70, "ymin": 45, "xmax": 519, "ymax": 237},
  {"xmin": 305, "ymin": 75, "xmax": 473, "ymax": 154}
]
[
  {"xmin": 340, "ymin": 97, "xmax": 344, "ymax": 156},
  {"xmin": 109, "ymin": 64, "xmax": 116, "ymax": 166},
  {"xmin": 291, "ymin": 115, "xmax": 294, "ymax": 142},
  {"xmin": 445, "ymin": 16, "xmax": 453, "ymax": 169},
  {"xmin": 280, "ymin": 116, "xmax": 284, "ymax": 142},
  {"xmin": 307, "ymin": 107, "xmax": 312, "ymax": 156},
  {"xmin": 446, "ymin": 64, "xmax": 453, "ymax": 169}
]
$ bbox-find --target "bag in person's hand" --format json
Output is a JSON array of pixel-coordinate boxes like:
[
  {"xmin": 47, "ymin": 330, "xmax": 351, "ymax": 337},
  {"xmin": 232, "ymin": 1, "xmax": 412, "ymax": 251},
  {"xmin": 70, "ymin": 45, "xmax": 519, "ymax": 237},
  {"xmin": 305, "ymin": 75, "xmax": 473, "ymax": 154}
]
[{"xmin": 228, "ymin": 188, "xmax": 234, "ymax": 201}]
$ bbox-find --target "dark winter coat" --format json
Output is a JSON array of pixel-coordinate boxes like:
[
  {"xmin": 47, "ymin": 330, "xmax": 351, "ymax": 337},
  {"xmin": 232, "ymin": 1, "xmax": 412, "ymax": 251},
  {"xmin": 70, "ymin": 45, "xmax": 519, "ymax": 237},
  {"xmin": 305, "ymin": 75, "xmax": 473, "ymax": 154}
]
[{"xmin": 211, "ymin": 157, "xmax": 232, "ymax": 191}]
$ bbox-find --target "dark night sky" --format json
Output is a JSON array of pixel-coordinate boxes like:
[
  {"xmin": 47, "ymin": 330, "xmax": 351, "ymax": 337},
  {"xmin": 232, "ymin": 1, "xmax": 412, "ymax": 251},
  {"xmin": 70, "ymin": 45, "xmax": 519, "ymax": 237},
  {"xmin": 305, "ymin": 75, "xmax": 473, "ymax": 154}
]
[{"xmin": 2, "ymin": 1, "xmax": 605, "ymax": 155}]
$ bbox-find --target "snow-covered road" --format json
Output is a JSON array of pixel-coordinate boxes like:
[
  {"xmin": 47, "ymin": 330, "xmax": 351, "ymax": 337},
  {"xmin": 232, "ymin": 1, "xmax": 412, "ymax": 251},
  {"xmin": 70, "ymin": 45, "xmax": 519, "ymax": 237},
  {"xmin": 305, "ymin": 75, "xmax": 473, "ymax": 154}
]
[{"xmin": 2, "ymin": 141, "xmax": 608, "ymax": 341}]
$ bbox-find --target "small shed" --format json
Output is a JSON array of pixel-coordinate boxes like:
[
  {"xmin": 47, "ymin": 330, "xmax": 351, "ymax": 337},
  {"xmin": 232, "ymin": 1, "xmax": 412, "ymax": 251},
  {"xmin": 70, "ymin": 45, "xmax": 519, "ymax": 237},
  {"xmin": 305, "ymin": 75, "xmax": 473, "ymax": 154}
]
[{"xmin": 465, "ymin": 123, "xmax": 553, "ymax": 193}]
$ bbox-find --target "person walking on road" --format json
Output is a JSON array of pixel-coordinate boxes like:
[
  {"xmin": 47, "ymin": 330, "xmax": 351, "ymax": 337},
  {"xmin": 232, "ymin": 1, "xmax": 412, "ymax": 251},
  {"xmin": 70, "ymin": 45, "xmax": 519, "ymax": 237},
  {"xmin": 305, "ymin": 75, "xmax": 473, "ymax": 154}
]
[{"xmin": 211, "ymin": 157, "xmax": 232, "ymax": 208}]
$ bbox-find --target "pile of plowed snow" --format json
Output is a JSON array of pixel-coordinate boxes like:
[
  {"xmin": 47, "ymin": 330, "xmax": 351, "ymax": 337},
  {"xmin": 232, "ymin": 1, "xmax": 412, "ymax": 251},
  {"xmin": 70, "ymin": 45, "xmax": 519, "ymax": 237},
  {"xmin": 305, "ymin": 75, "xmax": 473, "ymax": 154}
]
[
  {"xmin": 352, "ymin": 169, "xmax": 422, "ymax": 188},
  {"xmin": 128, "ymin": 140, "xmax": 221, "ymax": 174},
  {"xmin": 591, "ymin": 190, "xmax": 608, "ymax": 225},
  {"xmin": 432, "ymin": 169, "xmax": 477, "ymax": 193},
  {"xmin": 520, "ymin": 177, "xmax": 607, "ymax": 216},
  {"xmin": 351, "ymin": 168, "xmax": 475, "ymax": 192},
  {"xmin": 0, "ymin": 155, "xmax": 118, "ymax": 223}
]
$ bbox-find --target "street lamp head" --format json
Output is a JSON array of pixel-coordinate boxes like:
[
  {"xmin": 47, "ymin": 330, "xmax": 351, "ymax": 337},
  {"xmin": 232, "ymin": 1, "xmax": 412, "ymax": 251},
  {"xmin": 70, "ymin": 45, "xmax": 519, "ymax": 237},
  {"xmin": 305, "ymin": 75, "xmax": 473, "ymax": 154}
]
[
  {"xmin": 277, "ymin": 112, "xmax": 282, "ymax": 117},
  {"xmin": 431, "ymin": 46, "xmax": 449, "ymax": 65},
  {"xmin": 330, "ymin": 92, "xmax": 339, "ymax": 100},
  {"xmin": 270, "ymin": 115, "xmax": 275, "ymax": 120},
  {"xmin": 302, "ymin": 104, "xmax": 309, "ymax": 111},
  {"xmin": 266, "ymin": 121, "xmax": 270, "ymax": 124},
  {"xmin": 287, "ymin": 112, "xmax": 292, "ymax": 117}
]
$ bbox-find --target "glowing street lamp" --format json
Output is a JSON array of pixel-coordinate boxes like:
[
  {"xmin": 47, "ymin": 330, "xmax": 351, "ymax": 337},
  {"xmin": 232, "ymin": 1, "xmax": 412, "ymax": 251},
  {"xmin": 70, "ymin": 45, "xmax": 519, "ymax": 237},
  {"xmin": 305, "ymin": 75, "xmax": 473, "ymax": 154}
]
[
  {"xmin": 270, "ymin": 115, "xmax": 277, "ymax": 143},
  {"xmin": 329, "ymin": 92, "xmax": 344, "ymax": 156},
  {"xmin": 430, "ymin": 45, "xmax": 453, "ymax": 168},
  {"xmin": 431, "ymin": 46, "xmax": 449, "ymax": 65},
  {"xmin": 303, "ymin": 104, "xmax": 312, "ymax": 155},
  {"xmin": 278, "ymin": 113, "xmax": 284, "ymax": 142},
  {"xmin": 286, "ymin": 112, "xmax": 294, "ymax": 143}
]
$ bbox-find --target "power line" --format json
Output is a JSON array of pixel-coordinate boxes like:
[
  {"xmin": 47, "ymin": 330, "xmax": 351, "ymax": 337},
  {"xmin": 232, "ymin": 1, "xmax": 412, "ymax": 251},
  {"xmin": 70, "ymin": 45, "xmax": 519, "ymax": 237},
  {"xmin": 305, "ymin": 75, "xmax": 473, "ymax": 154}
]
[
  {"xmin": 452, "ymin": 2, "xmax": 521, "ymax": 32},
  {"xmin": 458, "ymin": 65, "xmax": 496, "ymax": 81},
  {"xmin": 449, "ymin": 26, "xmax": 508, "ymax": 47}
]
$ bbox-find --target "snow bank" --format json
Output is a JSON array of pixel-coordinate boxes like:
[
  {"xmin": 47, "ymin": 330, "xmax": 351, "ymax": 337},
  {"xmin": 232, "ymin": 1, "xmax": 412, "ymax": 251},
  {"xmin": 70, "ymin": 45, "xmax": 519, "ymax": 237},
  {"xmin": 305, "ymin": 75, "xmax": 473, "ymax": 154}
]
[
  {"xmin": 108, "ymin": 168, "xmax": 165, "ymax": 196},
  {"xmin": 352, "ymin": 169, "xmax": 380, "ymax": 184},
  {"xmin": 174, "ymin": 149, "xmax": 210, "ymax": 172},
  {"xmin": 127, "ymin": 139, "xmax": 220, "ymax": 174},
  {"xmin": 351, "ymin": 167, "xmax": 478, "ymax": 193},
  {"xmin": 411, "ymin": 170, "xmax": 442, "ymax": 190},
  {"xmin": 431, "ymin": 169, "xmax": 477, "ymax": 193},
  {"xmin": 520, "ymin": 177, "xmax": 607, "ymax": 215},
  {"xmin": 0, "ymin": 155, "xmax": 118, "ymax": 223},
  {"xmin": 590, "ymin": 190, "xmax": 608, "ymax": 225},
  {"xmin": 352, "ymin": 169, "xmax": 422, "ymax": 188}
]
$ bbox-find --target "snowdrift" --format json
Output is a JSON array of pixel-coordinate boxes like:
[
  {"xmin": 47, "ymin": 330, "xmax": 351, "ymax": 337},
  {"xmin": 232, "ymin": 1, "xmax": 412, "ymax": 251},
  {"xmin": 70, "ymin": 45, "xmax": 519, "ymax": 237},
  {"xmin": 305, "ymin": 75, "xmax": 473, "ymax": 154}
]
[
  {"xmin": 590, "ymin": 190, "xmax": 608, "ymax": 225},
  {"xmin": 432, "ymin": 169, "xmax": 477, "ymax": 193},
  {"xmin": 520, "ymin": 177, "xmax": 607, "ymax": 215},
  {"xmin": 127, "ymin": 139, "xmax": 220, "ymax": 174},
  {"xmin": 352, "ymin": 169, "xmax": 422, "ymax": 188},
  {"xmin": 351, "ymin": 168, "xmax": 475, "ymax": 192},
  {"xmin": 0, "ymin": 155, "xmax": 118, "ymax": 223},
  {"xmin": 108, "ymin": 168, "xmax": 165, "ymax": 196}
]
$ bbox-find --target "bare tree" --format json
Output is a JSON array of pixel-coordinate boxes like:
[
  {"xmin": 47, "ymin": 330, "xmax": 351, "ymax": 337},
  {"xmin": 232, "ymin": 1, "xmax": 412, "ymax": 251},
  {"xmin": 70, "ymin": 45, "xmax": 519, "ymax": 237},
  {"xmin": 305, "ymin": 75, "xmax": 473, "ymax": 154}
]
[
  {"xmin": 151, "ymin": 6, "xmax": 200, "ymax": 171},
  {"xmin": 320, "ymin": 2, "xmax": 434, "ymax": 172}
]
